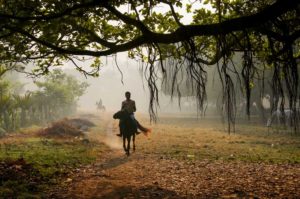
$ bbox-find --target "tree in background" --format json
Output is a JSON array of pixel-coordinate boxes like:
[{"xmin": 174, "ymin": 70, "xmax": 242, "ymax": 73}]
[
  {"xmin": 35, "ymin": 69, "xmax": 89, "ymax": 119},
  {"xmin": 0, "ymin": 69, "xmax": 89, "ymax": 132}
]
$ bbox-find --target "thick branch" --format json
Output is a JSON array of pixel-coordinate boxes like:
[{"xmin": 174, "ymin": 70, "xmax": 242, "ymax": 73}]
[
  {"xmin": 4, "ymin": 25, "xmax": 146, "ymax": 56},
  {"xmin": 69, "ymin": 22, "xmax": 117, "ymax": 48},
  {"xmin": 3, "ymin": 0, "xmax": 299, "ymax": 59},
  {"xmin": 149, "ymin": 0, "xmax": 299, "ymax": 43}
]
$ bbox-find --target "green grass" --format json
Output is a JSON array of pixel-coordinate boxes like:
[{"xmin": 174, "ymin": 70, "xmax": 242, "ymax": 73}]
[
  {"xmin": 0, "ymin": 134, "xmax": 106, "ymax": 197},
  {"xmin": 0, "ymin": 138, "xmax": 103, "ymax": 176}
]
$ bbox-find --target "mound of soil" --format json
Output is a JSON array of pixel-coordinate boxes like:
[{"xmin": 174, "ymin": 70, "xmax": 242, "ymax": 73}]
[
  {"xmin": 38, "ymin": 119, "xmax": 84, "ymax": 138},
  {"xmin": 0, "ymin": 158, "xmax": 42, "ymax": 187},
  {"xmin": 67, "ymin": 118, "xmax": 95, "ymax": 131}
]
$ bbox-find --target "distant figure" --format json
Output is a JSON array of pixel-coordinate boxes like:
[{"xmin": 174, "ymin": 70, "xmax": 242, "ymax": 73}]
[
  {"xmin": 96, "ymin": 99, "xmax": 105, "ymax": 111},
  {"xmin": 266, "ymin": 109, "xmax": 299, "ymax": 127},
  {"xmin": 116, "ymin": 91, "xmax": 151, "ymax": 137}
]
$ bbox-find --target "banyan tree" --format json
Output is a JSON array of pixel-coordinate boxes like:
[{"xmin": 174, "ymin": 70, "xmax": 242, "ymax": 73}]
[{"xmin": 0, "ymin": 0, "xmax": 299, "ymax": 132}]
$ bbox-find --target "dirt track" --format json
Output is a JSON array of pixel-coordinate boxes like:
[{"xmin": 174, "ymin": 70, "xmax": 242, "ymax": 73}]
[{"xmin": 51, "ymin": 113, "xmax": 300, "ymax": 198}]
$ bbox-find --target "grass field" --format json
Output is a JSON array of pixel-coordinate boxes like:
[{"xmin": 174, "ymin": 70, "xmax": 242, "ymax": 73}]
[
  {"xmin": 0, "ymin": 112, "xmax": 299, "ymax": 198},
  {"xmin": 135, "ymin": 115, "xmax": 300, "ymax": 163}
]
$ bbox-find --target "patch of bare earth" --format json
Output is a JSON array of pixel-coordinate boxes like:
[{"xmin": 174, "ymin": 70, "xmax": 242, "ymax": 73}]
[{"xmin": 50, "ymin": 150, "xmax": 299, "ymax": 198}]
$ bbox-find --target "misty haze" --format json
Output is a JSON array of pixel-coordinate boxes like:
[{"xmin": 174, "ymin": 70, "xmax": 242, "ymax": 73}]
[{"xmin": 0, "ymin": 0, "xmax": 299, "ymax": 198}]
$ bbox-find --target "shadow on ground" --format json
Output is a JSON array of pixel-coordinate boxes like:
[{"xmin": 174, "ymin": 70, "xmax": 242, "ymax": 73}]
[
  {"xmin": 98, "ymin": 156, "xmax": 131, "ymax": 170},
  {"xmin": 97, "ymin": 185, "xmax": 185, "ymax": 199}
]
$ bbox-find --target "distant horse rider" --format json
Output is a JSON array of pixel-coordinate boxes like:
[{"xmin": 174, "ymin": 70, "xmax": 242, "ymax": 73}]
[
  {"xmin": 116, "ymin": 91, "xmax": 151, "ymax": 137},
  {"xmin": 96, "ymin": 98, "xmax": 105, "ymax": 111}
]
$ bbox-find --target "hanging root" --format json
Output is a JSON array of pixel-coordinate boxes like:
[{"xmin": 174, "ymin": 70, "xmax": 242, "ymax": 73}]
[{"xmin": 140, "ymin": 21, "xmax": 299, "ymax": 134}]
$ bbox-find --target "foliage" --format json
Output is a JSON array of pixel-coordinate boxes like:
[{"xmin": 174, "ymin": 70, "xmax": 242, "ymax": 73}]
[
  {"xmin": 34, "ymin": 69, "xmax": 89, "ymax": 118},
  {"xmin": 0, "ymin": 69, "xmax": 89, "ymax": 131}
]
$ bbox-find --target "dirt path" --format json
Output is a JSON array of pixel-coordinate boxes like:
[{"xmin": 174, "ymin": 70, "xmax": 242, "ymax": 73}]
[{"xmin": 51, "ymin": 115, "xmax": 300, "ymax": 199}]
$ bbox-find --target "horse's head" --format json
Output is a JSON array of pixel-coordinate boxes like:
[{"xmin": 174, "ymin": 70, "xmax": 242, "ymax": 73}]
[{"xmin": 113, "ymin": 110, "xmax": 129, "ymax": 120}]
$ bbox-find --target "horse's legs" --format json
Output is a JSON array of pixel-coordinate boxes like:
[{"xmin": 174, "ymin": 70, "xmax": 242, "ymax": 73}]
[
  {"xmin": 127, "ymin": 136, "xmax": 131, "ymax": 156},
  {"xmin": 123, "ymin": 137, "xmax": 127, "ymax": 154},
  {"xmin": 133, "ymin": 134, "xmax": 136, "ymax": 152}
]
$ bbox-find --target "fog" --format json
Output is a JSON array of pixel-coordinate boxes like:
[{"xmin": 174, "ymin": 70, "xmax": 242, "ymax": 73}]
[
  {"xmin": 59, "ymin": 53, "xmax": 199, "ymax": 115},
  {"xmin": 72, "ymin": 56, "xmax": 150, "ymax": 113},
  {"xmin": 9, "ymin": 51, "xmax": 274, "ymax": 121},
  {"xmin": 4, "ymin": 52, "xmax": 201, "ymax": 117},
  {"xmin": 9, "ymin": 50, "xmax": 275, "ymax": 122}
]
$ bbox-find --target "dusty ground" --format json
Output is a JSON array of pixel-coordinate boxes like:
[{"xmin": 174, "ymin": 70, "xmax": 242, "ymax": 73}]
[{"xmin": 50, "ymin": 112, "xmax": 300, "ymax": 198}]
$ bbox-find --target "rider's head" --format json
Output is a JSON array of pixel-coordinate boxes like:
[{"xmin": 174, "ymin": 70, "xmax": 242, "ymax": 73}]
[{"xmin": 125, "ymin": 91, "xmax": 131, "ymax": 100}]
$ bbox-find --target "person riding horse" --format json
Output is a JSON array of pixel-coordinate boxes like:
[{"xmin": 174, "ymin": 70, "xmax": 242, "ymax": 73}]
[
  {"xmin": 113, "ymin": 109, "xmax": 137, "ymax": 155},
  {"xmin": 116, "ymin": 91, "xmax": 150, "ymax": 137},
  {"xmin": 96, "ymin": 98, "xmax": 105, "ymax": 111}
]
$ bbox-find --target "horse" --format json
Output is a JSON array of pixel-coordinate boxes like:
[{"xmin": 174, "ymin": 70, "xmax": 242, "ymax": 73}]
[
  {"xmin": 96, "ymin": 100, "xmax": 106, "ymax": 111},
  {"xmin": 113, "ymin": 110, "xmax": 137, "ymax": 156}
]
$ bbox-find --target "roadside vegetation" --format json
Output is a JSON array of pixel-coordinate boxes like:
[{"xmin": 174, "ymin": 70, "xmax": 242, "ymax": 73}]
[
  {"xmin": 0, "ymin": 69, "xmax": 88, "ymax": 133},
  {"xmin": 0, "ymin": 118, "xmax": 106, "ymax": 198}
]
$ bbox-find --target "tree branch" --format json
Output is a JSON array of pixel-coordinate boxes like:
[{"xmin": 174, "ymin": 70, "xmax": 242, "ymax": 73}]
[
  {"xmin": 161, "ymin": 0, "xmax": 183, "ymax": 26},
  {"xmin": 2, "ymin": 0, "xmax": 299, "ymax": 61},
  {"xmin": 103, "ymin": 4, "xmax": 150, "ymax": 34}
]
